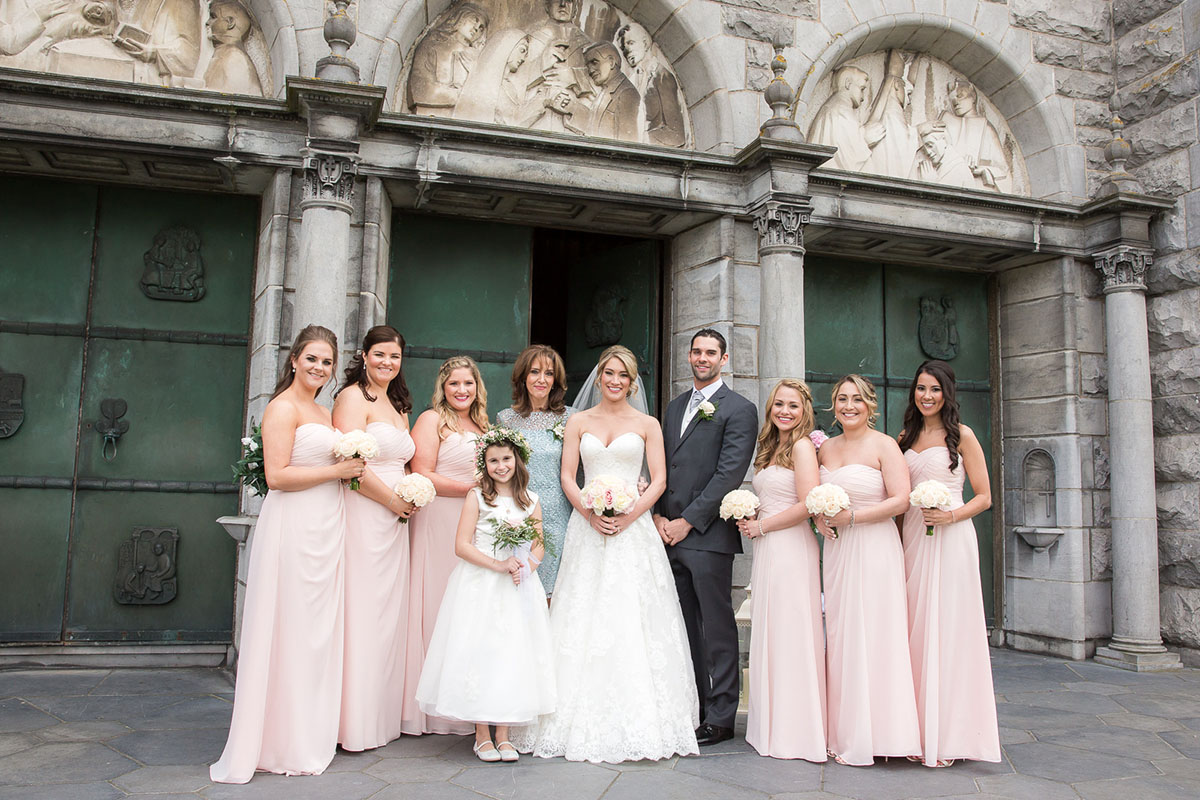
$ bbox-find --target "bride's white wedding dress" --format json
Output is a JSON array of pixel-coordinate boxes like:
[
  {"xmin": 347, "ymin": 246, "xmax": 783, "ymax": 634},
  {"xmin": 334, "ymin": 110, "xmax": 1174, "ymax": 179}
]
[{"xmin": 511, "ymin": 431, "xmax": 700, "ymax": 763}]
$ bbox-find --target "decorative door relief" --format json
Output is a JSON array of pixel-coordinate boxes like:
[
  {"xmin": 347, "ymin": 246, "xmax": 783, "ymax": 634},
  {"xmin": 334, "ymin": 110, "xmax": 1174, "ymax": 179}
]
[
  {"xmin": 0, "ymin": 369, "xmax": 24, "ymax": 438},
  {"xmin": 399, "ymin": 0, "xmax": 691, "ymax": 147},
  {"xmin": 114, "ymin": 527, "xmax": 179, "ymax": 604},
  {"xmin": 140, "ymin": 225, "xmax": 206, "ymax": 301},
  {"xmin": 918, "ymin": 296, "xmax": 959, "ymax": 360},
  {"xmin": 0, "ymin": 1, "xmax": 272, "ymax": 97},
  {"xmin": 584, "ymin": 284, "xmax": 625, "ymax": 347}
]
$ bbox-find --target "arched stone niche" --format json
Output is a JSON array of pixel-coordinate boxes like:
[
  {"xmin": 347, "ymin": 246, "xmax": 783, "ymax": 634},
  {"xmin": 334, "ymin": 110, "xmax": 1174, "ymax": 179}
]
[
  {"xmin": 1022, "ymin": 449, "xmax": 1057, "ymax": 528},
  {"xmin": 0, "ymin": 0, "xmax": 291, "ymax": 98},
  {"xmin": 394, "ymin": 0, "xmax": 691, "ymax": 148},
  {"xmin": 802, "ymin": 49, "xmax": 1029, "ymax": 195}
]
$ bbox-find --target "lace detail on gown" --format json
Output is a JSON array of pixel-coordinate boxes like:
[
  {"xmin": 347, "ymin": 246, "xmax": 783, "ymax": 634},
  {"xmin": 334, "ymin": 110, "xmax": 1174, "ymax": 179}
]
[{"xmin": 510, "ymin": 431, "xmax": 699, "ymax": 763}]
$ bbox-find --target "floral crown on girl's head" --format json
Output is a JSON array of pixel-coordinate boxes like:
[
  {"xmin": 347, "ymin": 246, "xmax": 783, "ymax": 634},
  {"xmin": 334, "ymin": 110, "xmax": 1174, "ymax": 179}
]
[{"xmin": 474, "ymin": 426, "xmax": 532, "ymax": 477}]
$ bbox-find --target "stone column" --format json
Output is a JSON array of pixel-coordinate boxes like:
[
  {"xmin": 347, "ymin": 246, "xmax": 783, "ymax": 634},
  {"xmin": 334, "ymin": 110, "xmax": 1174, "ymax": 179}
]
[
  {"xmin": 293, "ymin": 152, "xmax": 358, "ymax": 344},
  {"xmin": 752, "ymin": 199, "xmax": 810, "ymax": 407},
  {"xmin": 1092, "ymin": 245, "xmax": 1181, "ymax": 671}
]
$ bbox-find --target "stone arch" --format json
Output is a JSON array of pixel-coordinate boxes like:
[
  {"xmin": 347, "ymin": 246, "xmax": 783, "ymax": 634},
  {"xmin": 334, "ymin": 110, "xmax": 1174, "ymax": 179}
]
[
  {"xmin": 794, "ymin": 13, "xmax": 1083, "ymax": 200},
  {"xmin": 239, "ymin": 0, "xmax": 300, "ymax": 97},
  {"xmin": 368, "ymin": 0, "xmax": 736, "ymax": 153}
]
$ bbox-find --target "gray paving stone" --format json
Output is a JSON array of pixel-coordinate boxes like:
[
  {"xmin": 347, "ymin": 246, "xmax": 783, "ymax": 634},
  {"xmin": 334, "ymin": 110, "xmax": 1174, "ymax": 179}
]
[
  {"xmin": 0, "ymin": 698, "xmax": 60, "ymax": 733},
  {"xmin": 202, "ymin": 770, "xmax": 387, "ymax": 800},
  {"xmin": 995, "ymin": 703, "xmax": 1101, "ymax": 734},
  {"xmin": 113, "ymin": 764, "xmax": 212, "ymax": 793},
  {"xmin": 821, "ymin": 760, "xmax": 980, "ymax": 800},
  {"xmin": 1181, "ymin": 717, "xmax": 1200, "ymax": 730},
  {"xmin": 108, "ymin": 726, "xmax": 228, "ymax": 766},
  {"xmin": 0, "ymin": 670, "xmax": 110, "ymax": 699},
  {"xmin": 1061, "ymin": 681, "xmax": 1138, "ymax": 696},
  {"xmin": 372, "ymin": 733, "xmax": 467, "ymax": 759},
  {"xmin": 35, "ymin": 721, "xmax": 131, "ymax": 742},
  {"xmin": 365, "ymin": 755, "xmax": 463, "ymax": 783},
  {"xmin": 452, "ymin": 761, "xmax": 617, "ymax": 799},
  {"xmin": 114, "ymin": 695, "xmax": 233, "ymax": 731},
  {"xmin": 990, "ymin": 664, "xmax": 1082, "ymax": 694},
  {"xmin": 988, "ymin": 650, "xmax": 1061, "ymax": 667},
  {"xmin": 91, "ymin": 668, "xmax": 232, "ymax": 697},
  {"xmin": 673, "ymin": 751, "xmax": 822, "ymax": 793},
  {"xmin": 1038, "ymin": 726, "xmax": 1183, "ymax": 761},
  {"xmin": 0, "ymin": 782, "xmax": 124, "ymax": 799},
  {"xmin": 595, "ymin": 755, "xmax": 680, "ymax": 771},
  {"xmin": 25, "ymin": 693, "xmax": 188, "ymax": 723},
  {"xmin": 1113, "ymin": 691, "xmax": 1200, "ymax": 718},
  {"xmin": 1004, "ymin": 741, "xmax": 1158, "ymax": 782},
  {"xmin": 1153, "ymin": 756, "xmax": 1200, "ymax": 783},
  {"xmin": 692, "ymin": 737, "xmax": 756, "ymax": 756},
  {"xmin": 1074, "ymin": 774, "xmax": 1199, "ymax": 799},
  {"xmin": 769, "ymin": 793, "xmax": 854, "ymax": 800},
  {"xmin": 1004, "ymin": 690, "xmax": 1125, "ymax": 714},
  {"xmin": 0, "ymin": 733, "xmax": 37, "ymax": 759},
  {"xmin": 603, "ymin": 768, "xmax": 767, "ymax": 800},
  {"xmin": 1065, "ymin": 663, "xmax": 1194, "ymax": 690},
  {"xmin": 1096, "ymin": 712, "xmax": 1183, "ymax": 732},
  {"xmin": 368, "ymin": 782, "xmax": 492, "ymax": 800},
  {"xmin": 0, "ymin": 741, "xmax": 137, "ymax": 785},
  {"xmin": 323, "ymin": 749, "xmax": 380, "ymax": 773},
  {"xmin": 975, "ymin": 772, "xmax": 1084, "ymax": 800},
  {"xmin": 1159, "ymin": 729, "xmax": 1200, "ymax": 758},
  {"xmin": 997, "ymin": 727, "xmax": 1034, "ymax": 745}
]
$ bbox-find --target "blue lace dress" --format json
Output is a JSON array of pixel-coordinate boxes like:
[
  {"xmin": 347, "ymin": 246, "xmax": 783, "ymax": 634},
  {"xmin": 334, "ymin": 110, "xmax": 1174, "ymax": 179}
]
[{"xmin": 497, "ymin": 407, "xmax": 575, "ymax": 595}]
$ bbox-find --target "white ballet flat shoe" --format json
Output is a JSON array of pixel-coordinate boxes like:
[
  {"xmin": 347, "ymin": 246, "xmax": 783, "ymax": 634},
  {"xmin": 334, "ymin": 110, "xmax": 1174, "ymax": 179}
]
[
  {"xmin": 497, "ymin": 741, "xmax": 519, "ymax": 762},
  {"xmin": 474, "ymin": 741, "xmax": 502, "ymax": 763}
]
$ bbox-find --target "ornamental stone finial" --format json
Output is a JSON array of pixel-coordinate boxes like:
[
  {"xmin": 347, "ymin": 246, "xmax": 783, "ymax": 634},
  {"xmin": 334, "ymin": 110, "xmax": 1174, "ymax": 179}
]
[
  {"xmin": 317, "ymin": 0, "xmax": 360, "ymax": 83},
  {"xmin": 1099, "ymin": 95, "xmax": 1142, "ymax": 196},
  {"xmin": 760, "ymin": 45, "xmax": 803, "ymax": 142},
  {"xmin": 1093, "ymin": 244, "xmax": 1152, "ymax": 293}
]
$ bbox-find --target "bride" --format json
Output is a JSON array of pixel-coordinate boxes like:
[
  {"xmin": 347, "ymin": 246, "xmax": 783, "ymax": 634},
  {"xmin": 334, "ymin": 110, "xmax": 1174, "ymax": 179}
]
[{"xmin": 512, "ymin": 345, "xmax": 699, "ymax": 762}]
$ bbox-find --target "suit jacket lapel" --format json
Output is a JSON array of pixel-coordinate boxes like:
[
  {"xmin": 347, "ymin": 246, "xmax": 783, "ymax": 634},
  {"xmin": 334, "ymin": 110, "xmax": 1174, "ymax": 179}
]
[{"xmin": 677, "ymin": 383, "xmax": 728, "ymax": 448}]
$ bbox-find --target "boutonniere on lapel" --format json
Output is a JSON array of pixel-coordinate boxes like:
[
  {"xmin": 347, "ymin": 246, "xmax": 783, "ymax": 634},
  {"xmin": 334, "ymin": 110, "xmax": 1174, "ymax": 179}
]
[{"xmin": 697, "ymin": 400, "xmax": 717, "ymax": 422}]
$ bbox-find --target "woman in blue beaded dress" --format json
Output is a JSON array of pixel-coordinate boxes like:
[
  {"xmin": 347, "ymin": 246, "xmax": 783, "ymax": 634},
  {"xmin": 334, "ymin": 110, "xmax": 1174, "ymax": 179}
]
[{"xmin": 497, "ymin": 345, "xmax": 575, "ymax": 596}]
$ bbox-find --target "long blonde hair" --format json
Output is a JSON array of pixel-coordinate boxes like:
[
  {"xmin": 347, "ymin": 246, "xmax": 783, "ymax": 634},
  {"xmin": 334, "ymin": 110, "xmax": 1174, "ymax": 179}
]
[
  {"xmin": 431, "ymin": 355, "xmax": 489, "ymax": 437},
  {"xmin": 829, "ymin": 374, "xmax": 880, "ymax": 427},
  {"xmin": 595, "ymin": 345, "xmax": 639, "ymax": 397},
  {"xmin": 754, "ymin": 379, "xmax": 815, "ymax": 471}
]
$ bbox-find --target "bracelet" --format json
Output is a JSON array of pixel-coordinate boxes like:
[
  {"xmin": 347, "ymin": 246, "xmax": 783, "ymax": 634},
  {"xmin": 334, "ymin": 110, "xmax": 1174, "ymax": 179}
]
[
  {"xmin": 757, "ymin": 519, "xmax": 764, "ymax": 537},
  {"xmin": 950, "ymin": 509, "xmax": 957, "ymax": 523},
  {"xmin": 849, "ymin": 510, "xmax": 856, "ymax": 528}
]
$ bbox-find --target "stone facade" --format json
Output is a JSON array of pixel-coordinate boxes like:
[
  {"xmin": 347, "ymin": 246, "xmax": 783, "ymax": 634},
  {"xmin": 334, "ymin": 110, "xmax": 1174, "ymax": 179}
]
[{"xmin": 1, "ymin": 0, "xmax": 1198, "ymax": 668}]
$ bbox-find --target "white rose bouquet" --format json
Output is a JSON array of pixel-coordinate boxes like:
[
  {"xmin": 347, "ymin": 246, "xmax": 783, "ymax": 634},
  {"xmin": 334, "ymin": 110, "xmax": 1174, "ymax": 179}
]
[
  {"xmin": 393, "ymin": 473, "xmax": 436, "ymax": 524},
  {"xmin": 910, "ymin": 479, "xmax": 953, "ymax": 535},
  {"xmin": 332, "ymin": 429, "xmax": 379, "ymax": 490},
  {"xmin": 719, "ymin": 489, "xmax": 760, "ymax": 521},
  {"xmin": 805, "ymin": 484, "xmax": 851, "ymax": 539},
  {"xmin": 231, "ymin": 423, "xmax": 266, "ymax": 497},
  {"xmin": 581, "ymin": 475, "xmax": 637, "ymax": 524}
]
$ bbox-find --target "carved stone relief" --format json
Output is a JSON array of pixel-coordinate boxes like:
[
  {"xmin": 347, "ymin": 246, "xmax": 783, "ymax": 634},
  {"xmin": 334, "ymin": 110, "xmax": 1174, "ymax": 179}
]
[
  {"xmin": 141, "ymin": 224, "xmax": 205, "ymax": 301},
  {"xmin": 918, "ymin": 296, "xmax": 959, "ymax": 360},
  {"xmin": 0, "ymin": 369, "xmax": 24, "ymax": 438},
  {"xmin": 399, "ymin": 0, "xmax": 691, "ymax": 147},
  {"xmin": 0, "ymin": 0, "xmax": 271, "ymax": 96},
  {"xmin": 114, "ymin": 526, "xmax": 178, "ymax": 604},
  {"xmin": 804, "ymin": 50, "xmax": 1029, "ymax": 195},
  {"xmin": 584, "ymin": 283, "xmax": 624, "ymax": 347}
]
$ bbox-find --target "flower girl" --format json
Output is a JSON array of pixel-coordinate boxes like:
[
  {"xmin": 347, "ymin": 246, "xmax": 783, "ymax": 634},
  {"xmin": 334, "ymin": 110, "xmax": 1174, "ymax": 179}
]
[{"xmin": 415, "ymin": 427, "xmax": 556, "ymax": 762}]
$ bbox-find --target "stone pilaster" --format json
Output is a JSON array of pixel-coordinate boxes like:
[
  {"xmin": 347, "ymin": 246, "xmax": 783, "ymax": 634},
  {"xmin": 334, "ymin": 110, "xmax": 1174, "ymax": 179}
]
[
  {"xmin": 752, "ymin": 198, "xmax": 810, "ymax": 407},
  {"xmin": 1091, "ymin": 244, "xmax": 1181, "ymax": 671}
]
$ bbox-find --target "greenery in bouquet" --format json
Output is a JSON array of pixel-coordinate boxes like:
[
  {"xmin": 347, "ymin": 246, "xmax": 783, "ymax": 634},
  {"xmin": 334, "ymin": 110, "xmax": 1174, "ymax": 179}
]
[
  {"xmin": 492, "ymin": 516, "xmax": 556, "ymax": 558},
  {"xmin": 232, "ymin": 423, "xmax": 267, "ymax": 497}
]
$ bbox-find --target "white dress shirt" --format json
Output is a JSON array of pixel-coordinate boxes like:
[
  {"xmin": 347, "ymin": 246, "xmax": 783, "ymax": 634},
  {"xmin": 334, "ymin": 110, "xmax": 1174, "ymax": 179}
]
[{"xmin": 680, "ymin": 379, "xmax": 723, "ymax": 437}]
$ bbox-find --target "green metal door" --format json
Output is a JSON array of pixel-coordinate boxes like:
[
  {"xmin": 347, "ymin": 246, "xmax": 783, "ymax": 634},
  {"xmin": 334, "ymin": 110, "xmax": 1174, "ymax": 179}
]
[
  {"xmin": 0, "ymin": 176, "xmax": 256, "ymax": 644},
  {"xmin": 804, "ymin": 256, "xmax": 995, "ymax": 621}
]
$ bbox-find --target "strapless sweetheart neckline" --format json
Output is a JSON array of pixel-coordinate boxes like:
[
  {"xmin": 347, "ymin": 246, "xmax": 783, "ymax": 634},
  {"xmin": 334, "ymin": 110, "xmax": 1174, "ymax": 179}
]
[
  {"xmin": 820, "ymin": 463, "xmax": 880, "ymax": 473},
  {"xmin": 582, "ymin": 430, "xmax": 644, "ymax": 449}
]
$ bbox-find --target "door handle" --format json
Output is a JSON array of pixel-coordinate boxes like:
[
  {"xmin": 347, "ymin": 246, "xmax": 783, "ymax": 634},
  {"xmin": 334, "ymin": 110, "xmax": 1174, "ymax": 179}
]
[{"xmin": 95, "ymin": 398, "xmax": 129, "ymax": 462}]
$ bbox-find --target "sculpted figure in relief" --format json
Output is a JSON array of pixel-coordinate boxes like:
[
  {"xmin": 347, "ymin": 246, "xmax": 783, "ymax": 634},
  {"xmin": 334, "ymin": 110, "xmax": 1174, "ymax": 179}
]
[
  {"xmin": 807, "ymin": 65, "xmax": 886, "ymax": 171},
  {"xmin": 910, "ymin": 121, "xmax": 975, "ymax": 189},
  {"xmin": 581, "ymin": 40, "xmax": 639, "ymax": 141},
  {"xmin": 0, "ymin": 0, "xmax": 72, "ymax": 55},
  {"xmin": 202, "ymin": 0, "xmax": 259, "ymax": 95},
  {"xmin": 111, "ymin": 0, "xmax": 202, "ymax": 86},
  {"xmin": 617, "ymin": 22, "xmax": 684, "ymax": 147},
  {"xmin": 407, "ymin": 2, "xmax": 489, "ymax": 115},
  {"xmin": 940, "ymin": 79, "xmax": 1010, "ymax": 193},
  {"xmin": 456, "ymin": 30, "xmax": 538, "ymax": 126},
  {"xmin": 863, "ymin": 50, "xmax": 916, "ymax": 179},
  {"xmin": 522, "ymin": 0, "xmax": 594, "ymax": 134}
]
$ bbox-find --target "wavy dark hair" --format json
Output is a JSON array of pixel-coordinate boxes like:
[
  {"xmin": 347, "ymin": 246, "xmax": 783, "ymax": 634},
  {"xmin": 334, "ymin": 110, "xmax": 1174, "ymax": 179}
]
[
  {"xmin": 898, "ymin": 359, "xmax": 962, "ymax": 471},
  {"xmin": 510, "ymin": 344, "xmax": 567, "ymax": 415},
  {"xmin": 271, "ymin": 324, "xmax": 338, "ymax": 399},
  {"xmin": 336, "ymin": 326, "xmax": 413, "ymax": 414}
]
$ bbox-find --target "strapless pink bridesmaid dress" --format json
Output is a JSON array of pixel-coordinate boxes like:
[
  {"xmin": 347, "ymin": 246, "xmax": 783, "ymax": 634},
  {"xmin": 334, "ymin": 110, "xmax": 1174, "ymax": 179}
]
[
  {"xmin": 401, "ymin": 430, "xmax": 476, "ymax": 736},
  {"xmin": 746, "ymin": 466, "xmax": 827, "ymax": 761},
  {"xmin": 339, "ymin": 421, "xmax": 417, "ymax": 751},
  {"xmin": 821, "ymin": 464, "xmax": 920, "ymax": 766},
  {"xmin": 211, "ymin": 424, "xmax": 345, "ymax": 783},
  {"xmin": 902, "ymin": 447, "xmax": 1000, "ymax": 766}
]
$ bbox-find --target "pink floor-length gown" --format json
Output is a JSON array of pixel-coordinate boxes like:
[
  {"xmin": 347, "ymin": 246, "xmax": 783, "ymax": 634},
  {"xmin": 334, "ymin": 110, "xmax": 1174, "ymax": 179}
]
[
  {"xmin": 902, "ymin": 447, "xmax": 1001, "ymax": 766},
  {"xmin": 746, "ymin": 465, "xmax": 827, "ymax": 761},
  {"xmin": 401, "ymin": 429, "xmax": 476, "ymax": 735},
  {"xmin": 211, "ymin": 423, "xmax": 345, "ymax": 783},
  {"xmin": 339, "ymin": 421, "xmax": 417, "ymax": 751},
  {"xmin": 821, "ymin": 464, "xmax": 921, "ymax": 766}
]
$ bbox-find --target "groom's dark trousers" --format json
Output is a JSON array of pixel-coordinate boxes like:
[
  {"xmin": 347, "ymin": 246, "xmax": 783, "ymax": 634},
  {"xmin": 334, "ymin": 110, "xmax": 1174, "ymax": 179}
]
[{"xmin": 658, "ymin": 382, "xmax": 758, "ymax": 730}]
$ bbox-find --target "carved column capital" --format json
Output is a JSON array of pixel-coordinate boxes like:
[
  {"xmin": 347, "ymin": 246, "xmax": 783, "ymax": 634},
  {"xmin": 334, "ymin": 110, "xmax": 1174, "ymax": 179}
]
[
  {"xmin": 301, "ymin": 152, "xmax": 358, "ymax": 213},
  {"xmin": 751, "ymin": 199, "xmax": 811, "ymax": 255},
  {"xmin": 1093, "ymin": 245, "xmax": 1153, "ymax": 294}
]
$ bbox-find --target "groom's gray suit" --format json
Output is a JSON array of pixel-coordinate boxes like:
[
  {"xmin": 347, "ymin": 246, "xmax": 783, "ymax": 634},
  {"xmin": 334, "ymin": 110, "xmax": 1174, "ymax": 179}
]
[{"xmin": 657, "ymin": 381, "xmax": 758, "ymax": 731}]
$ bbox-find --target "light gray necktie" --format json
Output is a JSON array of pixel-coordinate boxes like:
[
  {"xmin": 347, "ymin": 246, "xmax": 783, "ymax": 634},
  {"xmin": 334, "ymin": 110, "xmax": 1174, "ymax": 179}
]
[{"xmin": 688, "ymin": 390, "xmax": 704, "ymax": 414}]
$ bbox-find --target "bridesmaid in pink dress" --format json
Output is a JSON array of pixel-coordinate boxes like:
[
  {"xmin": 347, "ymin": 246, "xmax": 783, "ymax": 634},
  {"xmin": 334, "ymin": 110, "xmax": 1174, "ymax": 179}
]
[
  {"xmin": 736, "ymin": 379, "xmax": 826, "ymax": 762},
  {"xmin": 815, "ymin": 374, "xmax": 920, "ymax": 766},
  {"xmin": 402, "ymin": 355, "xmax": 488, "ymax": 735},
  {"xmin": 211, "ymin": 325, "xmax": 365, "ymax": 784},
  {"xmin": 897, "ymin": 360, "xmax": 1000, "ymax": 768},
  {"xmin": 333, "ymin": 326, "xmax": 418, "ymax": 751}
]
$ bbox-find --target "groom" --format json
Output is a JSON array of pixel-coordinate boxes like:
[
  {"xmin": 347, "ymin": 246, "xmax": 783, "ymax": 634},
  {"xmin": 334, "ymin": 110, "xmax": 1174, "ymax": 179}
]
[{"xmin": 655, "ymin": 329, "xmax": 758, "ymax": 746}]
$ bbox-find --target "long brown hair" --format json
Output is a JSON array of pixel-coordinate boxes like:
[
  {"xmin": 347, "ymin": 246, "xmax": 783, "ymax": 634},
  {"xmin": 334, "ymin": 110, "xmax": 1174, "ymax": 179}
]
[
  {"xmin": 478, "ymin": 441, "xmax": 534, "ymax": 510},
  {"xmin": 271, "ymin": 324, "xmax": 338, "ymax": 399},
  {"xmin": 754, "ymin": 379, "xmax": 815, "ymax": 471},
  {"xmin": 511, "ymin": 345, "xmax": 567, "ymax": 415},
  {"xmin": 898, "ymin": 360, "xmax": 962, "ymax": 471},
  {"xmin": 336, "ymin": 325, "xmax": 413, "ymax": 413},
  {"xmin": 431, "ymin": 355, "xmax": 489, "ymax": 437}
]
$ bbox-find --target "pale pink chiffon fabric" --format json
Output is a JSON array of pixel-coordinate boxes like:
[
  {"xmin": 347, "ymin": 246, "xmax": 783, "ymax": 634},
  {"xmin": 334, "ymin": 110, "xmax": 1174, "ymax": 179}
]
[
  {"xmin": 339, "ymin": 422, "xmax": 416, "ymax": 751},
  {"xmin": 821, "ymin": 464, "xmax": 921, "ymax": 765},
  {"xmin": 401, "ymin": 430, "xmax": 476, "ymax": 735},
  {"xmin": 902, "ymin": 447, "xmax": 1001, "ymax": 766},
  {"xmin": 746, "ymin": 466, "xmax": 827, "ymax": 761},
  {"xmin": 211, "ymin": 424, "xmax": 345, "ymax": 784}
]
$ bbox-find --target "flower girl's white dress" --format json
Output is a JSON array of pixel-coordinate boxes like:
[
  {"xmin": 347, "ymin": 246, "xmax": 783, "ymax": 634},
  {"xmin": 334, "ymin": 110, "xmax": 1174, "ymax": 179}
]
[{"xmin": 415, "ymin": 489, "xmax": 555, "ymax": 725}]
